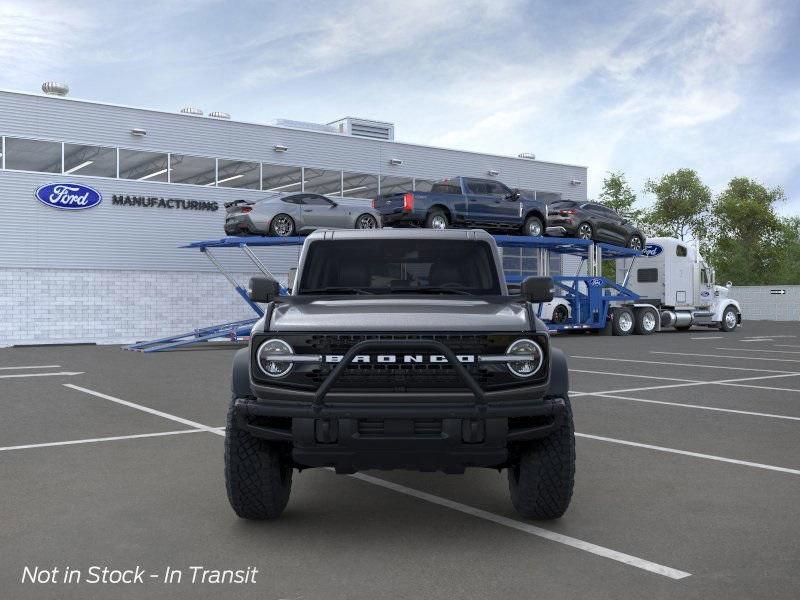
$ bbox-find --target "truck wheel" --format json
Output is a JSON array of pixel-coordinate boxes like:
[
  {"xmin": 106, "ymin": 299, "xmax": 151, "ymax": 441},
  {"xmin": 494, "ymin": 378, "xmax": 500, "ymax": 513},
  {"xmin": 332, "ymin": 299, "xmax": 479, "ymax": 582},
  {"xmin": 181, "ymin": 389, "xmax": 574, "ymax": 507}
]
[
  {"xmin": 508, "ymin": 396, "xmax": 575, "ymax": 519},
  {"xmin": 225, "ymin": 397, "xmax": 292, "ymax": 520},
  {"xmin": 425, "ymin": 209, "xmax": 449, "ymax": 230},
  {"xmin": 611, "ymin": 307, "xmax": 634, "ymax": 336},
  {"xmin": 720, "ymin": 306, "xmax": 738, "ymax": 332},
  {"xmin": 633, "ymin": 307, "xmax": 657, "ymax": 335},
  {"xmin": 523, "ymin": 215, "xmax": 544, "ymax": 237}
]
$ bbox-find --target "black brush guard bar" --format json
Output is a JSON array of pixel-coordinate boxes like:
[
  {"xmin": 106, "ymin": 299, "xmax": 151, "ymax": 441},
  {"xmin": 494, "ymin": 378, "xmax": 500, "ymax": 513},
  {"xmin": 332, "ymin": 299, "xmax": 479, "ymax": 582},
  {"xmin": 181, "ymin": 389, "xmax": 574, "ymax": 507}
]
[{"xmin": 312, "ymin": 339, "xmax": 486, "ymax": 414}]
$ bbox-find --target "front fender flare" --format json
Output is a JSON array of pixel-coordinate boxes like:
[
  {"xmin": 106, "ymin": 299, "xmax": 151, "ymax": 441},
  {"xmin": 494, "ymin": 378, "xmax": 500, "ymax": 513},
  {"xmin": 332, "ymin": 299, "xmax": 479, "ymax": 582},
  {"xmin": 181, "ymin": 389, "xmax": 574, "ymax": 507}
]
[{"xmin": 232, "ymin": 347, "xmax": 252, "ymax": 398}]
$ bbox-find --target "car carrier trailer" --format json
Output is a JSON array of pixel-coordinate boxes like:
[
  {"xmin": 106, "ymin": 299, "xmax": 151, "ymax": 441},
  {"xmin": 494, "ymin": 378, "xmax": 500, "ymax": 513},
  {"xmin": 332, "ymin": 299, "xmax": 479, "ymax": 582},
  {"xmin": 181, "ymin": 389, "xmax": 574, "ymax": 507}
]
[{"xmin": 127, "ymin": 232, "xmax": 742, "ymax": 352}]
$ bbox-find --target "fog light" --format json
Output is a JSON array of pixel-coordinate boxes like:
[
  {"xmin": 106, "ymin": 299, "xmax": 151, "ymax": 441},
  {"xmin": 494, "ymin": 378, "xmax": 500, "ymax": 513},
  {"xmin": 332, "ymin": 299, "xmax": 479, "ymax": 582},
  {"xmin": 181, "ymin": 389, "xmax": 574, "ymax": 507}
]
[
  {"xmin": 506, "ymin": 339, "xmax": 543, "ymax": 378},
  {"xmin": 257, "ymin": 339, "xmax": 293, "ymax": 378}
]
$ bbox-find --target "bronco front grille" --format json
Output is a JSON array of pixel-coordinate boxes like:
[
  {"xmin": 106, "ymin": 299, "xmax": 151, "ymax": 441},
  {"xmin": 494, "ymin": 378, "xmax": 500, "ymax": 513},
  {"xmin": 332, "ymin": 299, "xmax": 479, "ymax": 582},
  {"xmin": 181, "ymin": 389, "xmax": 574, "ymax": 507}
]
[{"xmin": 252, "ymin": 332, "xmax": 547, "ymax": 393}]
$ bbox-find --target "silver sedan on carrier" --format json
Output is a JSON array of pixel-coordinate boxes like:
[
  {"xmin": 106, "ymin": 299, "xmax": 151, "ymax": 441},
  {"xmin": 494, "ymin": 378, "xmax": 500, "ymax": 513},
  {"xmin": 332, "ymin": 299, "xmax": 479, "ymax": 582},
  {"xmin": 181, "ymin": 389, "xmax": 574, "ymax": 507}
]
[{"xmin": 224, "ymin": 192, "xmax": 382, "ymax": 237}]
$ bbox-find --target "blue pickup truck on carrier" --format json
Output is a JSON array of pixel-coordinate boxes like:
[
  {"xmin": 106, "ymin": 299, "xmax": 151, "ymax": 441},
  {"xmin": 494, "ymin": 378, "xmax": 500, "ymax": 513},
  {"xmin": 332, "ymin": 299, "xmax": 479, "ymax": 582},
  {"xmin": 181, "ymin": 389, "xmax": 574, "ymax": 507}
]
[{"xmin": 372, "ymin": 177, "xmax": 551, "ymax": 236}]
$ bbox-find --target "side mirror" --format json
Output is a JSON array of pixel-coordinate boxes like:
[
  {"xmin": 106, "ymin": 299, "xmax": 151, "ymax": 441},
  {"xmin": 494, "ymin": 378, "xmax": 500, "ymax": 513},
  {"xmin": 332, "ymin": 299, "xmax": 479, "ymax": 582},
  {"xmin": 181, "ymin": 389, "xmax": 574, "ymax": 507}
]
[
  {"xmin": 521, "ymin": 276, "xmax": 554, "ymax": 302},
  {"xmin": 505, "ymin": 188, "xmax": 521, "ymax": 200},
  {"xmin": 726, "ymin": 281, "xmax": 732, "ymax": 288},
  {"xmin": 329, "ymin": 201, "xmax": 338, "ymax": 208},
  {"xmin": 287, "ymin": 267, "xmax": 297, "ymax": 292},
  {"xmin": 248, "ymin": 276, "xmax": 280, "ymax": 303}
]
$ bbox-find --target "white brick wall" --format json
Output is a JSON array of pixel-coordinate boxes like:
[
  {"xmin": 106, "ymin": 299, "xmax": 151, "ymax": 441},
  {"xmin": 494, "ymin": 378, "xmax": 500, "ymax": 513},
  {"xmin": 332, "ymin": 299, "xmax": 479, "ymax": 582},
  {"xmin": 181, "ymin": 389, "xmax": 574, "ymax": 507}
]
[
  {"xmin": 730, "ymin": 285, "xmax": 800, "ymax": 322},
  {"xmin": 0, "ymin": 268, "xmax": 268, "ymax": 346}
]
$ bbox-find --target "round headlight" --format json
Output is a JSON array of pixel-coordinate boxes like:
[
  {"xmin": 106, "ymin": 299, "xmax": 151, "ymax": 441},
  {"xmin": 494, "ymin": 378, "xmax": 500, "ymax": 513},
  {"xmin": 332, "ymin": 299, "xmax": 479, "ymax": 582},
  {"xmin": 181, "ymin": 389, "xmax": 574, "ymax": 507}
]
[
  {"xmin": 506, "ymin": 339, "xmax": 543, "ymax": 378},
  {"xmin": 257, "ymin": 339, "xmax": 294, "ymax": 378}
]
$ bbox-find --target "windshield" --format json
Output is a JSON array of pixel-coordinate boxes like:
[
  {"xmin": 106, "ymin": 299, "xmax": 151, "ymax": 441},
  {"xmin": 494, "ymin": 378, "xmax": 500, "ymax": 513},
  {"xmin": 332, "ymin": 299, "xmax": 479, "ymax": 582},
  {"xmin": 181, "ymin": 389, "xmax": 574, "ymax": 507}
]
[{"xmin": 297, "ymin": 239, "xmax": 502, "ymax": 295}]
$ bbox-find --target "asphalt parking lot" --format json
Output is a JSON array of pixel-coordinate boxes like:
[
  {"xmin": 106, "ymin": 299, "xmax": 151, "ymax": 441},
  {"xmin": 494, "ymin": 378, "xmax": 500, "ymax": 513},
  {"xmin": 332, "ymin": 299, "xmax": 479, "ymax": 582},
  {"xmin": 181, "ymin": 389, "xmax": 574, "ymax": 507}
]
[{"xmin": 2, "ymin": 320, "xmax": 799, "ymax": 599}]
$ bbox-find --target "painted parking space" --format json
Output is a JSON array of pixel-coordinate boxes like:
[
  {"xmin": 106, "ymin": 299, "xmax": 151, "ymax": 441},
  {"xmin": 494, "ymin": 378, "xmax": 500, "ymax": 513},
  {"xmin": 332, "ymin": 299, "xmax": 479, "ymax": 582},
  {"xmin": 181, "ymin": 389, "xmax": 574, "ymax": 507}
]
[{"xmin": 1, "ymin": 320, "xmax": 799, "ymax": 599}]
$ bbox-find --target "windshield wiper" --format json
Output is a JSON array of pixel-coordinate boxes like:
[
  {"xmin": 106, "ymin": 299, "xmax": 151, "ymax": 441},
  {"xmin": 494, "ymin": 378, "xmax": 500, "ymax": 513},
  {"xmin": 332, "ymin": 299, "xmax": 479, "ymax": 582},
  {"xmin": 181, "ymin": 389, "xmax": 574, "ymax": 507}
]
[
  {"xmin": 392, "ymin": 286, "xmax": 476, "ymax": 296},
  {"xmin": 300, "ymin": 287, "xmax": 377, "ymax": 295}
]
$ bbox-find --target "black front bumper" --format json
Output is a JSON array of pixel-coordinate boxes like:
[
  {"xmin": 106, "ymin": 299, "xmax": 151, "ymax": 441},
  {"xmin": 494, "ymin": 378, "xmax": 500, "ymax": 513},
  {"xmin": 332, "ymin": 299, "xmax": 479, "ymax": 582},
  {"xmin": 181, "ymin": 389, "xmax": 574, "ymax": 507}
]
[{"xmin": 234, "ymin": 395, "xmax": 566, "ymax": 472}]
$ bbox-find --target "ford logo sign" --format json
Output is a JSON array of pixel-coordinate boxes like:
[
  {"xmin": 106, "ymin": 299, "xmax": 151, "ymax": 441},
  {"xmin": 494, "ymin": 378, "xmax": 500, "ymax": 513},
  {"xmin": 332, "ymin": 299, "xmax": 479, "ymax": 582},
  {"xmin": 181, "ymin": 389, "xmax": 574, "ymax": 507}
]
[
  {"xmin": 588, "ymin": 277, "xmax": 604, "ymax": 287},
  {"xmin": 641, "ymin": 243, "xmax": 663, "ymax": 257},
  {"xmin": 35, "ymin": 183, "xmax": 102, "ymax": 210}
]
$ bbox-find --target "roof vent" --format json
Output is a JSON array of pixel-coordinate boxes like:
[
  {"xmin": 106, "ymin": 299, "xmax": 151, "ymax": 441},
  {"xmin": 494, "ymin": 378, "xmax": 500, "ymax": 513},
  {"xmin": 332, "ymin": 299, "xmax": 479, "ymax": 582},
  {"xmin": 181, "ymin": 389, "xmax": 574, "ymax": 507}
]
[
  {"xmin": 518, "ymin": 152, "xmax": 536, "ymax": 160},
  {"xmin": 269, "ymin": 119, "xmax": 337, "ymax": 134},
  {"xmin": 42, "ymin": 82, "xmax": 69, "ymax": 96},
  {"xmin": 328, "ymin": 117, "xmax": 394, "ymax": 141},
  {"xmin": 180, "ymin": 106, "xmax": 203, "ymax": 116},
  {"xmin": 208, "ymin": 111, "xmax": 231, "ymax": 119}
]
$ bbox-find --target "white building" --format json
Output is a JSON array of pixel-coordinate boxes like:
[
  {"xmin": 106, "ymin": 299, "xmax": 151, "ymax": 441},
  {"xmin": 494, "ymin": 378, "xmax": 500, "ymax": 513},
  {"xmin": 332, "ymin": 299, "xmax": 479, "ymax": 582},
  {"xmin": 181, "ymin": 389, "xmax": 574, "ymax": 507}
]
[{"xmin": 0, "ymin": 85, "xmax": 587, "ymax": 346}]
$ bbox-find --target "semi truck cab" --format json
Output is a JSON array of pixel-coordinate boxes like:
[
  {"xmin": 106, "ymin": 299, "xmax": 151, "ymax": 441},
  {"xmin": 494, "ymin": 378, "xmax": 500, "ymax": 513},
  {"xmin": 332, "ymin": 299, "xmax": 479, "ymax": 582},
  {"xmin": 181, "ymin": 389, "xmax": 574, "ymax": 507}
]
[{"xmin": 617, "ymin": 237, "xmax": 741, "ymax": 332}]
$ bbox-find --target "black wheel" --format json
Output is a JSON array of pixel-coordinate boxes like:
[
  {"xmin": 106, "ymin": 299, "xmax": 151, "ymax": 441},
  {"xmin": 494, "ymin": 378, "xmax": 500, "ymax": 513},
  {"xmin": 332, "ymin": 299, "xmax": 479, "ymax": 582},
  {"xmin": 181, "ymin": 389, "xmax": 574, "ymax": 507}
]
[
  {"xmin": 354, "ymin": 213, "xmax": 378, "ymax": 229},
  {"xmin": 611, "ymin": 307, "xmax": 634, "ymax": 336},
  {"xmin": 425, "ymin": 209, "xmax": 449, "ymax": 230},
  {"xmin": 508, "ymin": 396, "xmax": 575, "ymax": 519},
  {"xmin": 551, "ymin": 304, "xmax": 569, "ymax": 324},
  {"xmin": 576, "ymin": 222, "xmax": 593, "ymax": 240},
  {"xmin": 720, "ymin": 306, "xmax": 738, "ymax": 332},
  {"xmin": 627, "ymin": 235, "xmax": 644, "ymax": 251},
  {"xmin": 523, "ymin": 215, "xmax": 544, "ymax": 237},
  {"xmin": 269, "ymin": 214, "xmax": 295, "ymax": 237},
  {"xmin": 225, "ymin": 397, "xmax": 292, "ymax": 520},
  {"xmin": 633, "ymin": 307, "xmax": 657, "ymax": 335}
]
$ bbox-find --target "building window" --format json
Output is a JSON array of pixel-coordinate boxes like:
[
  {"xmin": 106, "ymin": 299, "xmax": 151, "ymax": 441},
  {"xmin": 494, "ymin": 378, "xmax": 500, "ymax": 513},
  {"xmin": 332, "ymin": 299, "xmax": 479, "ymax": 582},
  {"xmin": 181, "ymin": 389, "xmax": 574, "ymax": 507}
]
[
  {"xmin": 119, "ymin": 149, "xmax": 169, "ymax": 182},
  {"xmin": 262, "ymin": 164, "xmax": 302, "ymax": 192},
  {"xmin": 217, "ymin": 159, "xmax": 260, "ymax": 189},
  {"xmin": 170, "ymin": 154, "xmax": 216, "ymax": 186},
  {"xmin": 63, "ymin": 143, "xmax": 117, "ymax": 177},
  {"xmin": 341, "ymin": 172, "xmax": 379, "ymax": 198},
  {"xmin": 379, "ymin": 175, "xmax": 413, "ymax": 195},
  {"xmin": 304, "ymin": 168, "xmax": 342, "ymax": 196},
  {"xmin": 4, "ymin": 137, "xmax": 61, "ymax": 173},
  {"xmin": 413, "ymin": 178, "xmax": 436, "ymax": 192}
]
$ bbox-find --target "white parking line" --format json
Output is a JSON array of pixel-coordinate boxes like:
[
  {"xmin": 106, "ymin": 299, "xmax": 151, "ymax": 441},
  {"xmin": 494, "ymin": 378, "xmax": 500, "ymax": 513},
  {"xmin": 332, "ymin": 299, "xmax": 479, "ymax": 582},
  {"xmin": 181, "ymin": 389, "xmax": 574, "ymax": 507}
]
[
  {"xmin": 576, "ymin": 433, "xmax": 800, "ymax": 475},
  {"xmin": 0, "ymin": 364, "xmax": 61, "ymax": 370},
  {"xmin": 776, "ymin": 344, "xmax": 800, "ymax": 349},
  {"xmin": 652, "ymin": 351, "xmax": 800, "ymax": 364},
  {"xmin": 573, "ymin": 372, "xmax": 800, "ymax": 397},
  {"xmin": 0, "ymin": 429, "xmax": 205, "ymax": 453},
  {"xmin": 690, "ymin": 336, "xmax": 724, "ymax": 340},
  {"xmin": 0, "ymin": 371, "xmax": 84, "ymax": 379},
  {"xmin": 572, "ymin": 369, "xmax": 701, "ymax": 383},
  {"xmin": 63, "ymin": 384, "xmax": 221, "ymax": 433},
  {"xmin": 574, "ymin": 393, "xmax": 800, "ymax": 422},
  {"xmin": 349, "ymin": 472, "xmax": 691, "ymax": 580},
  {"xmin": 739, "ymin": 338, "xmax": 773, "ymax": 343},
  {"xmin": 571, "ymin": 355, "xmax": 799, "ymax": 374},
  {"xmin": 715, "ymin": 347, "xmax": 800, "ymax": 355}
]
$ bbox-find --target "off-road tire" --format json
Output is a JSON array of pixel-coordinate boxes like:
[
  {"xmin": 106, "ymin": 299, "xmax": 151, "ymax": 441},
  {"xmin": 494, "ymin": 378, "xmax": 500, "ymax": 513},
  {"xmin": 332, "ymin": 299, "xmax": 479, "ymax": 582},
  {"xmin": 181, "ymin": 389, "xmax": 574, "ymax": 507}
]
[
  {"xmin": 523, "ymin": 215, "xmax": 544, "ymax": 237},
  {"xmin": 720, "ymin": 306, "xmax": 738, "ymax": 332},
  {"xmin": 508, "ymin": 396, "xmax": 576, "ymax": 520},
  {"xmin": 425, "ymin": 209, "xmax": 449, "ymax": 229},
  {"xmin": 225, "ymin": 397, "xmax": 292, "ymax": 520}
]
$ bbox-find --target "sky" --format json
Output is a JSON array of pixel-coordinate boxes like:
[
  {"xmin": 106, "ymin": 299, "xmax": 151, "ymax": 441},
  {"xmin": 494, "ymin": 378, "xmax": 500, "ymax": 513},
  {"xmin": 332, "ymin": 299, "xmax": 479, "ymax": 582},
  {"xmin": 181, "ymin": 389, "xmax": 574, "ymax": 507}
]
[{"xmin": 2, "ymin": 0, "xmax": 799, "ymax": 214}]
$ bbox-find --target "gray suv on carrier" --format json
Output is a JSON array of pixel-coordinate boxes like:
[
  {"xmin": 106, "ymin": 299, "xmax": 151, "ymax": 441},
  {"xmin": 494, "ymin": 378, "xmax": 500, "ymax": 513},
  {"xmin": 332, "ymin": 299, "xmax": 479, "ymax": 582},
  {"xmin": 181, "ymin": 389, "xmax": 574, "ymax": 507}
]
[{"xmin": 226, "ymin": 229, "xmax": 575, "ymax": 520}]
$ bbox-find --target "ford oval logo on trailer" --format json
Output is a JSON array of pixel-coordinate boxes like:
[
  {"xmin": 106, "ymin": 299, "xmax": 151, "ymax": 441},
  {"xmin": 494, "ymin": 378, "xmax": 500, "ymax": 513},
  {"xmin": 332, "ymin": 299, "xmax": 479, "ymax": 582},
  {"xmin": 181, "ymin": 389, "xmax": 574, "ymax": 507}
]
[
  {"xmin": 641, "ymin": 243, "xmax": 663, "ymax": 257},
  {"xmin": 35, "ymin": 183, "xmax": 102, "ymax": 210}
]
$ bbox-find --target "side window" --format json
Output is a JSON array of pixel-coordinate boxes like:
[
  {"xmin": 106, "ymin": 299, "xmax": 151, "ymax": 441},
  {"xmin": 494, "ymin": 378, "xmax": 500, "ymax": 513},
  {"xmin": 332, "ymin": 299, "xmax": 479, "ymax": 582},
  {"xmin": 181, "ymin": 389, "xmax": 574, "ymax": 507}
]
[
  {"xmin": 637, "ymin": 268, "xmax": 659, "ymax": 283},
  {"xmin": 466, "ymin": 180, "xmax": 490, "ymax": 195},
  {"xmin": 701, "ymin": 269, "xmax": 709, "ymax": 284},
  {"xmin": 304, "ymin": 195, "xmax": 333, "ymax": 206},
  {"xmin": 282, "ymin": 195, "xmax": 303, "ymax": 204},
  {"xmin": 430, "ymin": 181, "xmax": 461, "ymax": 194},
  {"xmin": 487, "ymin": 181, "xmax": 511, "ymax": 196},
  {"xmin": 676, "ymin": 245, "xmax": 688, "ymax": 257}
]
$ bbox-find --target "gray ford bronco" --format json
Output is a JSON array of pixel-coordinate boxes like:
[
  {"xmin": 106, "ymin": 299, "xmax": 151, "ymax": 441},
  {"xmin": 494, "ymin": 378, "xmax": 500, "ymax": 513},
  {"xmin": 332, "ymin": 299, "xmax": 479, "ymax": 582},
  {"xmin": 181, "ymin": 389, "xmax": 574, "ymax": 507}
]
[{"xmin": 226, "ymin": 229, "xmax": 575, "ymax": 519}]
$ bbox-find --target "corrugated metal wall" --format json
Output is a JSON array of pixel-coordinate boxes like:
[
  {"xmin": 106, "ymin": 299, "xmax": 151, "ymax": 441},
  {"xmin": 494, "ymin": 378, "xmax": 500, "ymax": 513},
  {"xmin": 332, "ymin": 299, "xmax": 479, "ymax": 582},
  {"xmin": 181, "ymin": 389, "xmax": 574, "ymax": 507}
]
[
  {"xmin": 730, "ymin": 286, "xmax": 800, "ymax": 321},
  {"xmin": 0, "ymin": 90, "xmax": 588, "ymax": 275}
]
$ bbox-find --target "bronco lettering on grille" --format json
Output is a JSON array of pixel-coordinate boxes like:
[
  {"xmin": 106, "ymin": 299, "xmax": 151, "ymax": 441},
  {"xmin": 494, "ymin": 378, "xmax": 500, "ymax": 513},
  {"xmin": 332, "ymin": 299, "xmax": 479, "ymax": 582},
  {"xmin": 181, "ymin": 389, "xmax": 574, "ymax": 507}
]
[{"xmin": 324, "ymin": 354, "xmax": 476, "ymax": 364}]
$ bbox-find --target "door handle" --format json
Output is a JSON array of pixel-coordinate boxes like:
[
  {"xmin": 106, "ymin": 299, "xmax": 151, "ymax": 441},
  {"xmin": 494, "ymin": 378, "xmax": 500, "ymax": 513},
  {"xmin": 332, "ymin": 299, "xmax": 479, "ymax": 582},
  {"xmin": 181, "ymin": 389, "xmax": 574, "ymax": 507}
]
[{"xmin": 303, "ymin": 209, "xmax": 313, "ymax": 212}]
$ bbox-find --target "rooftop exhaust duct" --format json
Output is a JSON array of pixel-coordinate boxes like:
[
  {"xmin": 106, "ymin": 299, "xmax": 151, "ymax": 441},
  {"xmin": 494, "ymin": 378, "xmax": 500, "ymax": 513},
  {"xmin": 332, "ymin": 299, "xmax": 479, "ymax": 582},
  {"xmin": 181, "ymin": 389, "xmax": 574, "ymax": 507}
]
[
  {"xmin": 180, "ymin": 106, "xmax": 203, "ymax": 116},
  {"xmin": 518, "ymin": 152, "xmax": 536, "ymax": 160},
  {"xmin": 208, "ymin": 111, "xmax": 231, "ymax": 119},
  {"xmin": 42, "ymin": 82, "xmax": 69, "ymax": 96}
]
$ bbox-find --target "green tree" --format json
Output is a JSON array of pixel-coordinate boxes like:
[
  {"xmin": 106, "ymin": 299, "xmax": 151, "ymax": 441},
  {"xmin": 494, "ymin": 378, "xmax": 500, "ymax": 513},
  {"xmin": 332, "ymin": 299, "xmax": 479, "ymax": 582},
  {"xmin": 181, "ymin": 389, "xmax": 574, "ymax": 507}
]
[
  {"xmin": 707, "ymin": 177, "xmax": 786, "ymax": 285},
  {"xmin": 598, "ymin": 171, "xmax": 641, "ymax": 221},
  {"xmin": 642, "ymin": 169, "xmax": 711, "ymax": 241}
]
